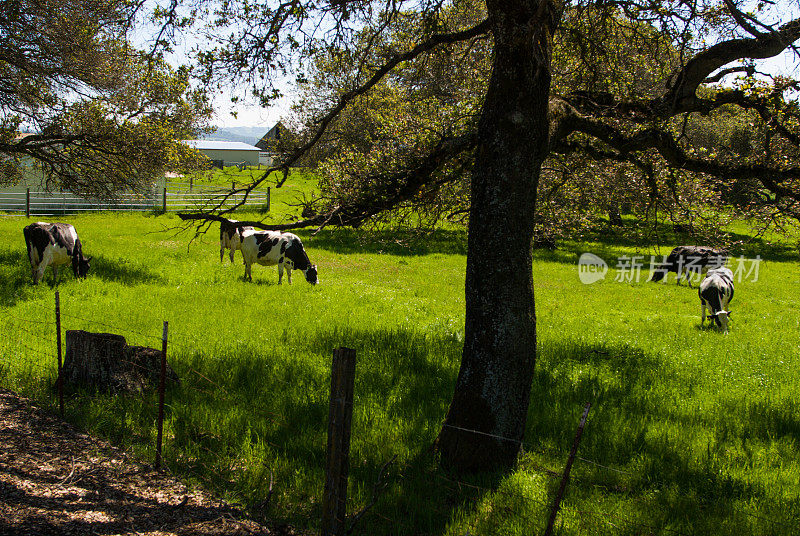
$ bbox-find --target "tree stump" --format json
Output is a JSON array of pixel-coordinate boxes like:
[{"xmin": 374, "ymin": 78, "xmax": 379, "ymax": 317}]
[{"xmin": 62, "ymin": 330, "xmax": 178, "ymax": 393}]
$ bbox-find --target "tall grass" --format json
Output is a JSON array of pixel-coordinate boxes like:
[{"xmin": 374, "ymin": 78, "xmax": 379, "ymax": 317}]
[{"xmin": 0, "ymin": 209, "xmax": 798, "ymax": 535}]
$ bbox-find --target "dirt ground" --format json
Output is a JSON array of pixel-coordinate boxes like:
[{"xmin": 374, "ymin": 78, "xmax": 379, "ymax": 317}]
[{"xmin": 0, "ymin": 388, "xmax": 299, "ymax": 536}]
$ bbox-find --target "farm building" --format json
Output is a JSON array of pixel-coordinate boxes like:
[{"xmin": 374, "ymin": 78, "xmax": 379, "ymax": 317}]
[
  {"xmin": 255, "ymin": 123, "xmax": 290, "ymax": 166},
  {"xmin": 182, "ymin": 140, "xmax": 261, "ymax": 169}
]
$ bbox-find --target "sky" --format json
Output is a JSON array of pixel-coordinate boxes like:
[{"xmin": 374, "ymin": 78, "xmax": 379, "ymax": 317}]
[{"xmin": 211, "ymin": 95, "xmax": 290, "ymax": 129}]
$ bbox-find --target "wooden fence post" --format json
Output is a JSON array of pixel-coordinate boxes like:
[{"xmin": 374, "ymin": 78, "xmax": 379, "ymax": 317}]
[
  {"xmin": 321, "ymin": 347, "xmax": 357, "ymax": 536},
  {"xmin": 25, "ymin": 188, "xmax": 30, "ymax": 218},
  {"xmin": 162, "ymin": 188, "xmax": 167, "ymax": 214},
  {"xmin": 55, "ymin": 291, "xmax": 64, "ymax": 416},
  {"xmin": 267, "ymin": 187, "xmax": 271, "ymax": 212},
  {"xmin": 544, "ymin": 402, "xmax": 591, "ymax": 536},
  {"xmin": 155, "ymin": 321, "xmax": 169, "ymax": 470}
]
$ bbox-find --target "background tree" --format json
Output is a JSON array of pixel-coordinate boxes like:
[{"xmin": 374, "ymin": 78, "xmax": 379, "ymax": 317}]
[
  {"xmin": 0, "ymin": 0, "xmax": 212, "ymax": 195},
  {"xmin": 177, "ymin": 0, "xmax": 800, "ymax": 472}
]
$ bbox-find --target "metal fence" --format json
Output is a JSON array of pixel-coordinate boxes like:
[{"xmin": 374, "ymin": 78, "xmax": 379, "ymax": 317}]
[{"xmin": 0, "ymin": 184, "xmax": 270, "ymax": 217}]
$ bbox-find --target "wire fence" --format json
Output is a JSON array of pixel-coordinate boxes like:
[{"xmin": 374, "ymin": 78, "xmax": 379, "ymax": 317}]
[
  {"xmin": 0, "ymin": 184, "xmax": 270, "ymax": 216},
  {"xmin": 0, "ymin": 297, "xmax": 794, "ymax": 535}
]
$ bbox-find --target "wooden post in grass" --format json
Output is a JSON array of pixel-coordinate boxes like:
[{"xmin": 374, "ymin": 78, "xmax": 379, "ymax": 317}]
[
  {"xmin": 321, "ymin": 347, "xmax": 357, "ymax": 536},
  {"xmin": 155, "ymin": 321, "xmax": 169, "ymax": 471},
  {"xmin": 25, "ymin": 188, "xmax": 30, "ymax": 218},
  {"xmin": 162, "ymin": 187, "xmax": 167, "ymax": 214},
  {"xmin": 55, "ymin": 291, "xmax": 64, "ymax": 416},
  {"xmin": 544, "ymin": 402, "xmax": 591, "ymax": 536},
  {"xmin": 266, "ymin": 187, "xmax": 271, "ymax": 212}
]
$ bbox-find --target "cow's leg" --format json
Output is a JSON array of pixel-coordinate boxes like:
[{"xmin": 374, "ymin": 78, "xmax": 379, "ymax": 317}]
[
  {"xmin": 37, "ymin": 249, "xmax": 54, "ymax": 285},
  {"xmin": 51, "ymin": 266, "xmax": 59, "ymax": 286},
  {"xmin": 277, "ymin": 263, "xmax": 284, "ymax": 284},
  {"xmin": 244, "ymin": 261, "xmax": 251, "ymax": 282},
  {"xmin": 700, "ymin": 300, "xmax": 707, "ymax": 326},
  {"xmin": 287, "ymin": 267, "xmax": 292, "ymax": 284},
  {"xmin": 220, "ymin": 244, "xmax": 225, "ymax": 263}
]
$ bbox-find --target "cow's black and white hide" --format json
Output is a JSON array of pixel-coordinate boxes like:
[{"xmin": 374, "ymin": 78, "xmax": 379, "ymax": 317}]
[
  {"xmin": 219, "ymin": 219, "xmax": 254, "ymax": 263},
  {"xmin": 240, "ymin": 230, "xmax": 318, "ymax": 284},
  {"xmin": 23, "ymin": 222, "xmax": 91, "ymax": 285},
  {"xmin": 649, "ymin": 245, "xmax": 728, "ymax": 288},
  {"xmin": 699, "ymin": 267, "xmax": 735, "ymax": 333}
]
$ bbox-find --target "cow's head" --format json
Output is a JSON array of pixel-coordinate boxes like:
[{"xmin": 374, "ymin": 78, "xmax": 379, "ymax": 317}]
[
  {"xmin": 73, "ymin": 254, "xmax": 91, "ymax": 279},
  {"xmin": 711, "ymin": 310, "xmax": 731, "ymax": 333},
  {"xmin": 304, "ymin": 264, "xmax": 318, "ymax": 285}
]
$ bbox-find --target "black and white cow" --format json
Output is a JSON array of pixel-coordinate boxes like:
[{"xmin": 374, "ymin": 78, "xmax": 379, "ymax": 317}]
[
  {"xmin": 220, "ymin": 219, "xmax": 254, "ymax": 263},
  {"xmin": 240, "ymin": 229, "xmax": 318, "ymax": 284},
  {"xmin": 650, "ymin": 245, "xmax": 728, "ymax": 288},
  {"xmin": 23, "ymin": 222, "xmax": 91, "ymax": 285},
  {"xmin": 699, "ymin": 267, "xmax": 734, "ymax": 333}
]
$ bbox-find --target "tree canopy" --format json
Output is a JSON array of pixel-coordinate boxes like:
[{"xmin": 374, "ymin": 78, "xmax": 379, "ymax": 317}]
[{"xmin": 0, "ymin": 0, "xmax": 212, "ymax": 195}]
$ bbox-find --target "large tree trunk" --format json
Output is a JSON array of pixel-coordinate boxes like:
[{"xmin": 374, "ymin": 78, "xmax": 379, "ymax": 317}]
[{"xmin": 436, "ymin": 0, "xmax": 559, "ymax": 472}]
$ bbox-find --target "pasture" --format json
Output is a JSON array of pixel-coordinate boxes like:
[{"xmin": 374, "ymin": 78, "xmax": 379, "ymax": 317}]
[{"xmin": 0, "ymin": 206, "xmax": 799, "ymax": 535}]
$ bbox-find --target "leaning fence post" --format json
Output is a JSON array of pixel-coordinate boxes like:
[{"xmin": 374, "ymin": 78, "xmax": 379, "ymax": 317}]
[
  {"xmin": 155, "ymin": 321, "xmax": 169, "ymax": 470},
  {"xmin": 266, "ymin": 186, "xmax": 271, "ymax": 212},
  {"xmin": 321, "ymin": 347, "xmax": 357, "ymax": 536},
  {"xmin": 544, "ymin": 402, "xmax": 591, "ymax": 536},
  {"xmin": 55, "ymin": 291, "xmax": 64, "ymax": 416},
  {"xmin": 25, "ymin": 188, "xmax": 30, "ymax": 218},
  {"xmin": 162, "ymin": 188, "xmax": 167, "ymax": 214}
]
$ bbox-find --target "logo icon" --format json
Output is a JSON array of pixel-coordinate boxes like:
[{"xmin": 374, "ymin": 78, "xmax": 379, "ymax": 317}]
[{"xmin": 578, "ymin": 253, "xmax": 608, "ymax": 284}]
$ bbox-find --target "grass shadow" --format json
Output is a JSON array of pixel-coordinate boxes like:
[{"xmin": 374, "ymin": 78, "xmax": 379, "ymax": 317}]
[
  {"xmin": 303, "ymin": 220, "xmax": 797, "ymax": 266},
  {"xmin": 0, "ymin": 249, "xmax": 36, "ymax": 306},
  {"xmin": 301, "ymin": 228, "xmax": 467, "ymax": 256},
  {"xmin": 80, "ymin": 326, "xmax": 468, "ymax": 534},
  {"xmin": 89, "ymin": 254, "xmax": 163, "ymax": 286},
  {"xmin": 0, "ymin": 249, "xmax": 163, "ymax": 306},
  {"xmin": 41, "ymin": 327, "xmax": 799, "ymax": 535},
  {"xmin": 526, "ymin": 338, "xmax": 788, "ymax": 531},
  {"xmin": 535, "ymin": 219, "xmax": 799, "ymax": 265}
]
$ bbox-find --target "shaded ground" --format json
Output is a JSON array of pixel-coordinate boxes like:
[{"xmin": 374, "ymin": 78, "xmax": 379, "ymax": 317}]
[{"xmin": 0, "ymin": 388, "xmax": 298, "ymax": 536}]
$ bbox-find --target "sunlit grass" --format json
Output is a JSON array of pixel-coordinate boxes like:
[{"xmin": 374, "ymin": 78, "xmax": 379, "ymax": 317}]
[{"xmin": 0, "ymin": 209, "xmax": 798, "ymax": 535}]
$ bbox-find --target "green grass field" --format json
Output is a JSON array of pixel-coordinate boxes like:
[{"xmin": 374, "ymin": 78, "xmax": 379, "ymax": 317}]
[{"xmin": 0, "ymin": 202, "xmax": 798, "ymax": 535}]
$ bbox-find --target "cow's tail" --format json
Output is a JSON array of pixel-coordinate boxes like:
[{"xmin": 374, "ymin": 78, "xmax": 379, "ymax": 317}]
[{"xmin": 22, "ymin": 225, "xmax": 33, "ymax": 262}]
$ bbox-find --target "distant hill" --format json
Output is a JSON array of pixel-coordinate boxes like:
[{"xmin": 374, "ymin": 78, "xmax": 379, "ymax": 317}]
[{"xmin": 201, "ymin": 126, "xmax": 272, "ymax": 146}]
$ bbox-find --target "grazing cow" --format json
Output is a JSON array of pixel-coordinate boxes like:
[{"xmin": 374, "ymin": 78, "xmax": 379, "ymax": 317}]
[
  {"xmin": 649, "ymin": 245, "xmax": 728, "ymax": 288},
  {"xmin": 240, "ymin": 229, "xmax": 318, "ymax": 284},
  {"xmin": 23, "ymin": 222, "xmax": 91, "ymax": 285},
  {"xmin": 219, "ymin": 219, "xmax": 254, "ymax": 263},
  {"xmin": 699, "ymin": 267, "xmax": 734, "ymax": 333}
]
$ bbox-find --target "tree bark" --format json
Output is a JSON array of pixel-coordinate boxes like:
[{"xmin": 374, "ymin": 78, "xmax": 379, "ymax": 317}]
[
  {"xmin": 62, "ymin": 330, "xmax": 178, "ymax": 393},
  {"xmin": 436, "ymin": 0, "xmax": 560, "ymax": 472}
]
